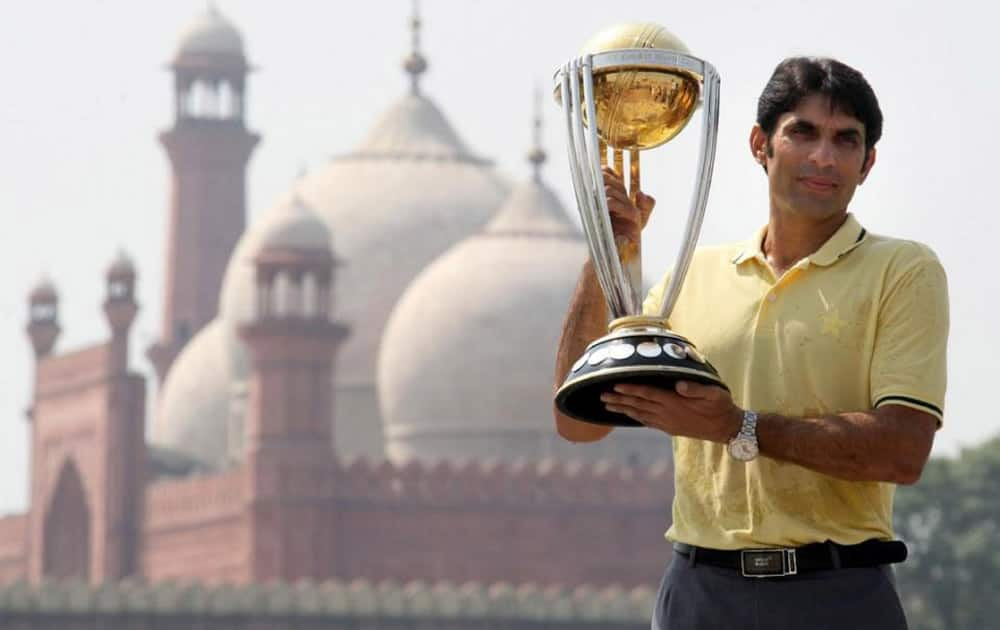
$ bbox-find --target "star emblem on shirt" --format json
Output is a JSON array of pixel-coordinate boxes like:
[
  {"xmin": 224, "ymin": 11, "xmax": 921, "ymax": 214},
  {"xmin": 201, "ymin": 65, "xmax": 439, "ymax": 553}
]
[{"xmin": 820, "ymin": 309, "xmax": 848, "ymax": 338}]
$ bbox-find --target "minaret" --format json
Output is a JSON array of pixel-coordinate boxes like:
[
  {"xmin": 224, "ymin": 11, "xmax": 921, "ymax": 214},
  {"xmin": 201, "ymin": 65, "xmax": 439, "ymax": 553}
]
[
  {"xmin": 402, "ymin": 0, "xmax": 427, "ymax": 95},
  {"xmin": 238, "ymin": 196, "xmax": 347, "ymax": 580},
  {"xmin": 104, "ymin": 250, "xmax": 139, "ymax": 367},
  {"xmin": 526, "ymin": 84, "xmax": 547, "ymax": 182},
  {"xmin": 26, "ymin": 276, "xmax": 60, "ymax": 359},
  {"xmin": 148, "ymin": 4, "xmax": 260, "ymax": 383},
  {"xmin": 97, "ymin": 251, "xmax": 146, "ymax": 581}
]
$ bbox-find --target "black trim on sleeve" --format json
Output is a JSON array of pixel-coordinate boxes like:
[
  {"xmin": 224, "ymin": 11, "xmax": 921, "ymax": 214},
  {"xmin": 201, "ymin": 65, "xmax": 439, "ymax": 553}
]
[
  {"xmin": 855, "ymin": 228, "xmax": 867, "ymax": 243},
  {"xmin": 874, "ymin": 395, "xmax": 942, "ymax": 416}
]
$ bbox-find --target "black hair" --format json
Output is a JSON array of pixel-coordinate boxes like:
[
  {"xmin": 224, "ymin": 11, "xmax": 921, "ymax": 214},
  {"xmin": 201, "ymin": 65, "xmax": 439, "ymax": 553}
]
[{"xmin": 757, "ymin": 57, "xmax": 883, "ymax": 161}]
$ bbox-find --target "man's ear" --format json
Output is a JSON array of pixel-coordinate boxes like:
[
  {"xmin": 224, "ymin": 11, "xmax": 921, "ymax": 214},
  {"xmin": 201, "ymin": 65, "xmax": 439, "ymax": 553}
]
[
  {"xmin": 749, "ymin": 124, "xmax": 769, "ymax": 170},
  {"xmin": 859, "ymin": 146, "xmax": 877, "ymax": 184}
]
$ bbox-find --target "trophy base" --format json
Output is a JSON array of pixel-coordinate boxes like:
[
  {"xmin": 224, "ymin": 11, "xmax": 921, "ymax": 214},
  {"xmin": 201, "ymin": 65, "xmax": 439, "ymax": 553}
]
[{"xmin": 555, "ymin": 317, "xmax": 726, "ymax": 427}]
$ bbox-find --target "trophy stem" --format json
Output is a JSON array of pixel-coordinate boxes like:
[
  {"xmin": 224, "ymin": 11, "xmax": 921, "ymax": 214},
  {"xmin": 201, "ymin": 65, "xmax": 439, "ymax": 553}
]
[
  {"xmin": 629, "ymin": 150, "xmax": 640, "ymax": 205},
  {"xmin": 613, "ymin": 149, "xmax": 624, "ymax": 179},
  {"xmin": 599, "ymin": 139, "xmax": 608, "ymax": 167},
  {"xmin": 619, "ymin": 149, "xmax": 643, "ymax": 305}
]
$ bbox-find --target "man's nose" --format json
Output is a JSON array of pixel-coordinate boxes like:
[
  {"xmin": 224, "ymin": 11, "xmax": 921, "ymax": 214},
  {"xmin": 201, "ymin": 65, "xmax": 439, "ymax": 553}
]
[{"xmin": 809, "ymin": 139, "xmax": 837, "ymax": 169}]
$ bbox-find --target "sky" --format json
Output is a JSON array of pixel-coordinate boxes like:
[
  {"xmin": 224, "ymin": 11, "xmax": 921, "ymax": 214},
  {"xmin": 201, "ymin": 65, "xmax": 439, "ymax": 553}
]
[{"xmin": 1, "ymin": 0, "xmax": 997, "ymax": 515}]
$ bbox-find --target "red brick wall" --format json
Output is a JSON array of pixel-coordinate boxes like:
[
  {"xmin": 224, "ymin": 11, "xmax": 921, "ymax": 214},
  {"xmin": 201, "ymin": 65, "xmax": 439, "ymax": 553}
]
[
  {"xmin": 330, "ymin": 458, "xmax": 674, "ymax": 588},
  {"xmin": 142, "ymin": 470, "xmax": 247, "ymax": 583},
  {"xmin": 0, "ymin": 514, "xmax": 27, "ymax": 583},
  {"xmin": 138, "ymin": 457, "xmax": 672, "ymax": 589}
]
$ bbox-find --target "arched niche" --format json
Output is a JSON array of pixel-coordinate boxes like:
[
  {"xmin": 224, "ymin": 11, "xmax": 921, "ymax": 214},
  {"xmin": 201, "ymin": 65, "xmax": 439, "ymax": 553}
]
[{"xmin": 43, "ymin": 459, "xmax": 91, "ymax": 579}]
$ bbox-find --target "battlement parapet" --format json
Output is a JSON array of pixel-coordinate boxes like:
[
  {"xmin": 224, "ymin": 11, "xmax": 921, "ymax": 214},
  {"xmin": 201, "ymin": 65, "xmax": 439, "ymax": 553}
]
[
  {"xmin": 144, "ymin": 470, "xmax": 244, "ymax": 531},
  {"xmin": 0, "ymin": 577, "xmax": 653, "ymax": 623},
  {"xmin": 334, "ymin": 456, "xmax": 673, "ymax": 509}
]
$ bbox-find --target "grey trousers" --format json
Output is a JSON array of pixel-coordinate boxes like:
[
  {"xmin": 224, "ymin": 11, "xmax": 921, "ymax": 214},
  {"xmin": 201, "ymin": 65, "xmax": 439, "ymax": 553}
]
[{"xmin": 651, "ymin": 554, "xmax": 908, "ymax": 629}]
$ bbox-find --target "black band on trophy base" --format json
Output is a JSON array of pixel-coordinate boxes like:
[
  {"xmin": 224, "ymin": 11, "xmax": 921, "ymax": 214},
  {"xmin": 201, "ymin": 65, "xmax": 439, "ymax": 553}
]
[{"xmin": 555, "ymin": 325, "xmax": 726, "ymax": 427}]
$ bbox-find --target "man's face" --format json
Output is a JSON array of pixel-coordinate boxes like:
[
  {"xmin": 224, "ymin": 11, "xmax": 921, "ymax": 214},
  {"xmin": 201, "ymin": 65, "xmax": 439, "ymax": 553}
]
[{"xmin": 751, "ymin": 94, "xmax": 876, "ymax": 220}]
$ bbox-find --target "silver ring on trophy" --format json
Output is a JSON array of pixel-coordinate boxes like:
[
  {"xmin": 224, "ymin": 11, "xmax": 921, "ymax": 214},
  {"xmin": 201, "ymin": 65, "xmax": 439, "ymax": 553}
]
[{"xmin": 553, "ymin": 23, "xmax": 727, "ymax": 427}]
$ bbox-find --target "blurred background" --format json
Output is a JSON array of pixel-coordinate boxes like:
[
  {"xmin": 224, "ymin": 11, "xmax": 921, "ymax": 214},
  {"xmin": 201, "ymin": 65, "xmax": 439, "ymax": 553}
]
[{"xmin": 0, "ymin": 1, "xmax": 996, "ymax": 628}]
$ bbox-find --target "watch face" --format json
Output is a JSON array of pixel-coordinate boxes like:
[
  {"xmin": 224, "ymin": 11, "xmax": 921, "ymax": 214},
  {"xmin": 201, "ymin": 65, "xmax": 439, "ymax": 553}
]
[{"xmin": 729, "ymin": 438, "xmax": 758, "ymax": 461}]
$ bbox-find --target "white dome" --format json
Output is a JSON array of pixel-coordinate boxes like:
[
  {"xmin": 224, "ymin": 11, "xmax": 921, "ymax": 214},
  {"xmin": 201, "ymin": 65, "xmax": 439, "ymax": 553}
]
[
  {"xmin": 256, "ymin": 194, "xmax": 330, "ymax": 253},
  {"xmin": 377, "ymin": 175, "xmax": 584, "ymax": 461},
  {"xmin": 176, "ymin": 6, "xmax": 244, "ymax": 59},
  {"xmin": 151, "ymin": 320, "xmax": 237, "ymax": 468},
  {"xmin": 212, "ymin": 92, "xmax": 507, "ymax": 459}
]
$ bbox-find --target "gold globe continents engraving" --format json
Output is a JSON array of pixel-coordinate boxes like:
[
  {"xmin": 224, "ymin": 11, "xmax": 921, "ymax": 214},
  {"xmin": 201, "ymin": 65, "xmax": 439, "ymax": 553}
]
[{"xmin": 581, "ymin": 23, "xmax": 700, "ymax": 150}]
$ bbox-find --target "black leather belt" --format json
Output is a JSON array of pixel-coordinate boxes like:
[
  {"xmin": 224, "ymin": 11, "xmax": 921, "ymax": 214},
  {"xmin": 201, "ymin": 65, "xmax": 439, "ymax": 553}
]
[{"xmin": 672, "ymin": 539, "xmax": 908, "ymax": 578}]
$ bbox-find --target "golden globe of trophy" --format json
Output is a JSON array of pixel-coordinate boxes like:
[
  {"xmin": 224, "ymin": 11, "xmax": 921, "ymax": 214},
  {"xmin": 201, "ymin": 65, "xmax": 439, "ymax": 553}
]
[{"xmin": 553, "ymin": 23, "xmax": 726, "ymax": 427}]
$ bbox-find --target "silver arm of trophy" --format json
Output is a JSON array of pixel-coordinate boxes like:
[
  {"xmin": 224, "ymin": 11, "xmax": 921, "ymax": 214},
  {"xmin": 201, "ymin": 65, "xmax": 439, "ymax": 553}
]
[
  {"xmin": 560, "ymin": 59, "xmax": 634, "ymax": 319},
  {"xmin": 580, "ymin": 55, "xmax": 643, "ymax": 316},
  {"xmin": 655, "ymin": 62, "xmax": 720, "ymax": 321}
]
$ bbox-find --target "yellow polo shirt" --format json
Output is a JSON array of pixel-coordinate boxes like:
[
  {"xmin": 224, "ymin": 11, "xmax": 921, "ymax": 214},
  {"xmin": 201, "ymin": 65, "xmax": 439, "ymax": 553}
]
[{"xmin": 643, "ymin": 214, "xmax": 949, "ymax": 549}]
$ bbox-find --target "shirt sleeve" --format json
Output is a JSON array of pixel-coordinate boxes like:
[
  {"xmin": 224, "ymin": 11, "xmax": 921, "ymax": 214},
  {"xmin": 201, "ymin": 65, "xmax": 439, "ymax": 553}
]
[{"xmin": 869, "ymin": 249, "xmax": 949, "ymax": 423}]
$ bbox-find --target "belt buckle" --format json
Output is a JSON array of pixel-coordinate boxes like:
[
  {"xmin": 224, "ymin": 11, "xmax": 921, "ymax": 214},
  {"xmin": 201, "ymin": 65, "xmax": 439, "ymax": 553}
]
[{"xmin": 740, "ymin": 548, "xmax": 798, "ymax": 578}]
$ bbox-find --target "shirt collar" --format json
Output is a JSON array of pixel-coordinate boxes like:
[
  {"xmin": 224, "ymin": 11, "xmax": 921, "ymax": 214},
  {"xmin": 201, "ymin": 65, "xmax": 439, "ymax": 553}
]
[{"xmin": 730, "ymin": 213, "xmax": 868, "ymax": 267}]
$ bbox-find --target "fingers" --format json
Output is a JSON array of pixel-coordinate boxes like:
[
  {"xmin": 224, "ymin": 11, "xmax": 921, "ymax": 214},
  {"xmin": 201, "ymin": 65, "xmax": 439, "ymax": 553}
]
[
  {"xmin": 604, "ymin": 404, "xmax": 651, "ymax": 425},
  {"xmin": 673, "ymin": 381, "xmax": 725, "ymax": 400},
  {"xmin": 602, "ymin": 166, "xmax": 624, "ymax": 185},
  {"xmin": 611, "ymin": 384, "xmax": 672, "ymax": 404},
  {"xmin": 635, "ymin": 191, "xmax": 656, "ymax": 222},
  {"xmin": 603, "ymin": 168, "xmax": 656, "ymax": 233},
  {"xmin": 600, "ymin": 391, "xmax": 662, "ymax": 414},
  {"xmin": 603, "ymin": 169, "xmax": 640, "ymax": 242},
  {"xmin": 600, "ymin": 397, "xmax": 656, "ymax": 426}
]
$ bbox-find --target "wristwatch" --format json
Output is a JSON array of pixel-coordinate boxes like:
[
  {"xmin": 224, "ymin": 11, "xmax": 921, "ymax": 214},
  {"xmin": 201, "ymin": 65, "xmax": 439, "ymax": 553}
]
[{"xmin": 727, "ymin": 409, "xmax": 759, "ymax": 461}]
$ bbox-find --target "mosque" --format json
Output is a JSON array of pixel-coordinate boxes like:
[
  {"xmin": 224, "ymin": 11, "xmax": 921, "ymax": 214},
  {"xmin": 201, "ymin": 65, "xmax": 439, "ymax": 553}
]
[{"xmin": 0, "ymin": 6, "xmax": 672, "ymax": 627}]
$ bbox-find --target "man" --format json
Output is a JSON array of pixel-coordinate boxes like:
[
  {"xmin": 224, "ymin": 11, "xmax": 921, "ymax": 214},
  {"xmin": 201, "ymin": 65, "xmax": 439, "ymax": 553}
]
[{"xmin": 554, "ymin": 57, "xmax": 948, "ymax": 629}]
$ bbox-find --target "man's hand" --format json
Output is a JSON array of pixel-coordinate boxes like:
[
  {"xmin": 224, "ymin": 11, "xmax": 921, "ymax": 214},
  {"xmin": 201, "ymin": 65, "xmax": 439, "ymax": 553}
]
[
  {"xmin": 602, "ymin": 381, "xmax": 939, "ymax": 484},
  {"xmin": 600, "ymin": 381, "xmax": 742, "ymax": 443},
  {"xmin": 604, "ymin": 167, "xmax": 655, "ymax": 245}
]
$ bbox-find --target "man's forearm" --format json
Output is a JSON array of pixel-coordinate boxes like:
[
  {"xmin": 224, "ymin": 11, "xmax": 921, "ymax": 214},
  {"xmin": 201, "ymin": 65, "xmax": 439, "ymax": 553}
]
[
  {"xmin": 553, "ymin": 261, "xmax": 613, "ymax": 442},
  {"xmin": 755, "ymin": 405, "xmax": 937, "ymax": 484}
]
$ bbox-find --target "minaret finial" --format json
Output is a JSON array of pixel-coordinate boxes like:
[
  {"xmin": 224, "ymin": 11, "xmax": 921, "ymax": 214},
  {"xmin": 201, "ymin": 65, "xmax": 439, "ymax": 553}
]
[
  {"xmin": 527, "ymin": 83, "xmax": 547, "ymax": 181},
  {"xmin": 402, "ymin": 0, "xmax": 427, "ymax": 95},
  {"xmin": 291, "ymin": 163, "xmax": 308, "ymax": 206}
]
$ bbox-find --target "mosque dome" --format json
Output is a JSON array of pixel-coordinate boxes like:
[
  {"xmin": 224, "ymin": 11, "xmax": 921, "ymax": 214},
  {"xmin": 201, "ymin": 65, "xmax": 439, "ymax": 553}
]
[
  {"xmin": 255, "ymin": 193, "xmax": 331, "ymax": 253},
  {"xmin": 376, "ymin": 172, "xmax": 580, "ymax": 462},
  {"xmin": 151, "ymin": 320, "xmax": 236, "ymax": 468},
  {"xmin": 217, "ymin": 88, "xmax": 507, "ymax": 460},
  {"xmin": 175, "ymin": 5, "xmax": 244, "ymax": 60}
]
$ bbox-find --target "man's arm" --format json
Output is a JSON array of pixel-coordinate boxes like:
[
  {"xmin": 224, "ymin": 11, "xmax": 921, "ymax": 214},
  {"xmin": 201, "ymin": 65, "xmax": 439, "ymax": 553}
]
[
  {"xmin": 553, "ymin": 168, "xmax": 655, "ymax": 443},
  {"xmin": 553, "ymin": 260, "xmax": 614, "ymax": 442},
  {"xmin": 599, "ymin": 381, "xmax": 937, "ymax": 484},
  {"xmin": 755, "ymin": 404, "xmax": 937, "ymax": 484}
]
